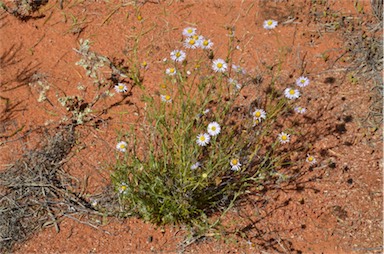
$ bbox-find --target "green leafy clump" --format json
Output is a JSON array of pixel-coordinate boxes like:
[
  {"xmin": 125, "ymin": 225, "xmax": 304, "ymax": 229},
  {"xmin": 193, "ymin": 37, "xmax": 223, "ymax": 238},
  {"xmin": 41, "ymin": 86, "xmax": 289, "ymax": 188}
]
[{"xmin": 111, "ymin": 28, "xmax": 296, "ymax": 230}]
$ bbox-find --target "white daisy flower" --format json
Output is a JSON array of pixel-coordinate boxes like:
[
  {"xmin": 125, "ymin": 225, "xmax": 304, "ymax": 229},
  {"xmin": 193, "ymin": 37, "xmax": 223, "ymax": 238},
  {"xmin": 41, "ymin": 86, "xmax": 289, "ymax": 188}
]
[
  {"xmin": 203, "ymin": 109, "xmax": 210, "ymax": 115},
  {"xmin": 114, "ymin": 83, "xmax": 128, "ymax": 93},
  {"xmin": 182, "ymin": 27, "xmax": 196, "ymax": 37},
  {"xmin": 252, "ymin": 118, "xmax": 261, "ymax": 127},
  {"xmin": 200, "ymin": 38, "xmax": 213, "ymax": 49},
  {"xmin": 192, "ymin": 34, "xmax": 204, "ymax": 45},
  {"xmin": 294, "ymin": 106, "xmax": 307, "ymax": 114},
  {"xmin": 186, "ymin": 70, "xmax": 191, "ymax": 75},
  {"xmin": 161, "ymin": 94, "xmax": 172, "ymax": 103},
  {"xmin": 284, "ymin": 88, "xmax": 300, "ymax": 100},
  {"xmin": 212, "ymin": 59, "xmax": 227, "ymax": 73},
  {"xmin": 116, "ymin": 141, "xmax": 128, "ymax": 152},
  {"xmin": 230, "ymin": 158, "xmax": 241, "ymax": 171},
  {"xmin": 278, "ymin": 132, "xmax": 290, "ymax": 144},
  {"xmin": 170, "ymin": 50, "xmax": 186, "ymax": 62},
  {"xmin": 141, "ymin": 61, "xmax": 149, "ymax": 70},
  {"xmin": 118, "ymin": 182, "xmax": 129, "ymax": 194},
  {"xmin": 196, "ymin": 133, "xmax": 210, "ymax": 146},
  {"xmin": 306, "ymin": 155, "xmax": 317, "ymax": 165},
  {"xmin": 166, "ymin": 67, "xmax": 177, "ymax": 76},
  {"xmin": 251, "ymin": 108, "xmax": 267, "ymax": 121},
  {"xmin": 296, "ymin": 76, "xmax": 310, "ymax": 87},
  {"xmin": 228, "ymin": 78, "xmax": 242, "ymax": 89},
  {"xmin": 190, "ymin": 161, "xmax": 201, "ymax": 170},
  {"xmin": 231, "ymin": 64, "xmax": 246, "ymax": 75},
  {"xmin": 228, "ymin": 78, "xmax": 238, "ymax": 86},
  {"xmin": 184, "ymin": 37, "xmax": 199, "ymax": 49},
  {"xmin": 263, "ymin": 19, "xmax": 278, "ymax": 30},
  {"xmin": 207, "ymin": 122, "xmax": 221, "ymax": 136}
]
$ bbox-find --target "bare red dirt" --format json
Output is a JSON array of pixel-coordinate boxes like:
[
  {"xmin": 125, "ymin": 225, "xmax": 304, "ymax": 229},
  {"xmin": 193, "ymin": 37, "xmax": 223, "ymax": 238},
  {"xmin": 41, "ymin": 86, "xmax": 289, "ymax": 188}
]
[{"xmin": 1, "ymin": 0, "xmax": 382, "ymax": 253}]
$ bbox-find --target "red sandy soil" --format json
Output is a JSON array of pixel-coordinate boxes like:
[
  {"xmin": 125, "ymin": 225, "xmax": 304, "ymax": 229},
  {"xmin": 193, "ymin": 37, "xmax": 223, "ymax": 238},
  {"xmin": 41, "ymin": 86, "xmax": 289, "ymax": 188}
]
[{"xmin": 1, "ymin": 0, "xmax": 382, "ymax": 253}]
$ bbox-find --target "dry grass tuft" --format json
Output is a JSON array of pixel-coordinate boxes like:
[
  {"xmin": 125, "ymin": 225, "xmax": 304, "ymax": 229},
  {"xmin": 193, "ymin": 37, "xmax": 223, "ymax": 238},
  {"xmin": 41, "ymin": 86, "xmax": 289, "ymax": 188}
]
[
  {"xmin": 0, "ymin": 124, "xmax": 94, "ymax": 252},
  {"xmin": 343, "ymin": 1, "xmax": 383, "ymax": 128}
]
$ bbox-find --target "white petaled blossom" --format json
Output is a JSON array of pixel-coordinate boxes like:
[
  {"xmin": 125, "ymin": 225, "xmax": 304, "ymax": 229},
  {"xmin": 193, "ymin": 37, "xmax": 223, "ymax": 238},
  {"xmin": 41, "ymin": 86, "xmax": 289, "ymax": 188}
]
[
  {"xmin": 203, "ymin": 109, "xmax": 210, "ymax": 115},
  {"xmin": 229, "ymin": 78, "xmax": 242, "ymax": 90},
  {"xmin": 294, "ymin": 106, "xmax": 307, "ymax": 114},
  {"xmin": 192, "ymin": 35, "xmax": 204, "ymax": 46},
  {"xmin": 263, "ymin": 19, "xmax": 278, "ymax": 30},
  {"xmin": 284, "ymin": 88, "xmax": 300, "ymax": 100},
  {"xmin": 196, "ymin": 133, "xmax": 210, "ymax": 146},
  {"xmin": 252, "ymin": 108, "xmax": 267, "ymax": 121},
  {"xmin": 252, "ymin": 118, "xmax": 261, "ymax": 127},
  {"xmin": 170, "ymin": 50, "xmax": 186, "ymax": 62},
  {"xmin": 166, "ymin": 67, "xmax": 177, "ymax": 76},
  {"xmin": 207, "ymin": 122, "xmax": 221, "ymax": 136},
  {"xmin": 184, "ymin": 37, "xmax": 199, "ymax": 49},
  {"xmin": 182, "ymin": 27, "xmax": 197, "ymax": 37},
  {"xmin": 141, "ymin": 61, "xmax": 149, "ymax": 70},
  {"xmin": 230, "ymin": 158, "xmax": 241, "ymax": 171},
  {"xmin": 306, "ymin": 155, "xmax": 317, "ymax": 165},
  {"xmin": 200, "ymin": 38, "xmax": 213, "ymax": 49},
  {"xmin": 161, "ymin": 94, "xmax": 172, "ymax": 103},
  {"xmin": 116, "ymin": 141, "xmax": 128, "ymax": 152},
  {"xmin": 232, "ymin": 64, "xmax": 246, "ymax": 75},
  {"xmin": 278, "ymin": 132, "xmax": 290, "ymax": 144},
  {"xmin": 212, "ymin": 59, "xmax": 227, "ymax": 73},
  {"xmin": 296, "ymin": 76, "xmax": 310, "ymax": 87},
  {"xmin": 190, "ymin": 162, "xmax": 201, "ymax": 170},
  {"xmin": 114, "ymin": 83, "xmax": 128, "ymax": 93},
  {"xmin": 118, "ymin": 182, "xmax": 129, "ymax": 194},
  {"xmin": 228, "ymin": 78, "xmax": 237, "ymax": 86}
]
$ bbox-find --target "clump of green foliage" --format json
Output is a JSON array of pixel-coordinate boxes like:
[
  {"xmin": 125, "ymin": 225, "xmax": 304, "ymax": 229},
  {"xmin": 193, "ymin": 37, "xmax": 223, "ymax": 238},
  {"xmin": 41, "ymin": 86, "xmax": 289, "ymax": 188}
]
[{"xmin": 110, "ymin": 25, "xmax": 303, "ymax": 232}]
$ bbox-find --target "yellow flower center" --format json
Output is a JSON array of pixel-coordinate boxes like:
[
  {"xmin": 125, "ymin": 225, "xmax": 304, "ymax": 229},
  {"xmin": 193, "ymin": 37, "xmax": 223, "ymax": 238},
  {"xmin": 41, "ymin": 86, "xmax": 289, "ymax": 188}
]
[
  {"xmin": 176, "ymin": 52, "xmax": 181, "ymax": 57},
  {"xmin": 211, "ymin": 126, "xmax": 216, "ymax": 131},
  {"xmin": 187, "ymin": 28, "xmax": 193, "ymax": 34},
  {"xmin": 118, "ymin": 85, "xmax": 124, "ymax": 90},
  {"xmin": 142, "ymin": 61, "xmax": 147, "ymax": 67},
  {"xmin": 137, "ymin": 15, "xmax": 143, "ymax": 21},
  {"xmin": 255, "ymin": 111, "xmax": 261, "ymax": 117},
  {"xmin": 301, "ymin": 79, "xmax": 305, "ymax": 83},
  {"xmin": 169, "ymin": 68, "xmax": 175, "ymax": 73},
  {"xmin": 289, "ymin": 89, "xmax": 295, "ymax": 95},
  {"xmin": 165, "ymin": 95, "xmax": 171, "ymax": 101},
  {"xmin": 308, "ymin": 156, "xmax": 313, "ymax": 162},
  {"xmin": 199, "ymin": 135, "xmax": 206, "ymax": 141},
  {"xmin": 202, "ymin": 173, "xmax": 208, "ymax": 178},
  {"xmin": 160, "ymin": 84, "xmax": 167, "ymax": 89},
  {"xmin": 189, "ymin": 39, "xmax": 195, "ymax": 45},
  {"xmin": 203, "ymin": 40, "xmax": 209, "ymax": 46},
  {"xmin": 119, "ymin": 144, "xmax": 126, "ymax": 149},
  {"xmin": 281, "ymin": 135, "xmax": 287, "ymax": 140},
  {"xmin": 120, "ymin": 185, "xmax": 127, "ymax": 191},
  {"xmin": 193, "ymin": 35, "xmax": 199, "ymax": 40},
  {"xmin": 267, "ymin": 20, "xmax": 273, "ymax": 26},
  {"xmin": 217, "ymin": 63, "xmax": 223, "ymax": 68},
  {"xmin": 195, "ymin": 64, "xmax": 200, "ymax": 69},
  {"xmin": 231, "ymin": 159, "xmax": 238, "ymax": 165}
]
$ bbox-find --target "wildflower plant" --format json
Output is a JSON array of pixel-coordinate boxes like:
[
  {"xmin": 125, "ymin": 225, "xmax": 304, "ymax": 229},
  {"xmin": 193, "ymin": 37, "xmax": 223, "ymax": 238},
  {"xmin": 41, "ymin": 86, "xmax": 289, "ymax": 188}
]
[{"xmin": 110, "ymin": 25, "xmax": 311, "ymax": 233}]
